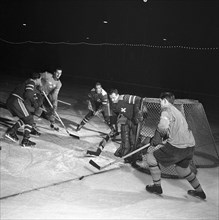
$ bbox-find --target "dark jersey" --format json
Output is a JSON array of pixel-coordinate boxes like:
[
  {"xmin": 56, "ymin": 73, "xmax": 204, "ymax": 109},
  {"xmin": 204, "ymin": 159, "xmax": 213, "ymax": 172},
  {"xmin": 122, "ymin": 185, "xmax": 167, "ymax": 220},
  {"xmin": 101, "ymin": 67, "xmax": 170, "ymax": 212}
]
[
  {"xmin": 112, "ymin": 95, "xmax": 141, "ymax": 120},
  {"xmin": 88, "ymin": 88, "xmax": 109, "ymax": 110},
  {"xmin": 11, "ymin": 78, "xmax": 39, "ymax": 109}
]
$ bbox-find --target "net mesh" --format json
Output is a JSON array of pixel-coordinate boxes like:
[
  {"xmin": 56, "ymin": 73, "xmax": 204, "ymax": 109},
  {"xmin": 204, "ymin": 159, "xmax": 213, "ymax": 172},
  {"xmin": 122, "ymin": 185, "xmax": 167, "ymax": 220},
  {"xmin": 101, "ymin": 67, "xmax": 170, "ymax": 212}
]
[{"xmin": 136, "ymin": 98, "xmax": 219, "ymax": 179}]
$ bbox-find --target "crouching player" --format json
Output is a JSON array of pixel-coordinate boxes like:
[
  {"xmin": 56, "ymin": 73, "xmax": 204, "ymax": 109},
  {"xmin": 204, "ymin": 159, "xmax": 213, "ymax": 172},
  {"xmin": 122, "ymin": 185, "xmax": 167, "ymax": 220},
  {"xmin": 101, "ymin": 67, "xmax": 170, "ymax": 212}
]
[
  {"xmin": 5, "ymin": 72, "xmax": 42, "ymax": 147},
  {"xmin": 109, "ymin": 89, "xmax": 147, "ymax": 160},
  {"xmin": 145, "ymin": 92, "xmax": 206, "ymax": 199},
  {"xmin": 36, "ymin": 68, "xmax": 62, "ymax": 131}
]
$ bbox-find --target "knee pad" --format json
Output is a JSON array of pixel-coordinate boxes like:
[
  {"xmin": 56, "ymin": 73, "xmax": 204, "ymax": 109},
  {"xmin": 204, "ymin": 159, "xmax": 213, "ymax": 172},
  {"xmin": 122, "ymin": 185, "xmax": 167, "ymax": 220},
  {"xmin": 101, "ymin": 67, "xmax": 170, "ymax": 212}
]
[
  {"xmin": 146, "ymin": 152, "xmax": 158, "ymax": 167},
  {"xmin": 175, "ymin": 165, "xmax": 191, "ymax": 178}
]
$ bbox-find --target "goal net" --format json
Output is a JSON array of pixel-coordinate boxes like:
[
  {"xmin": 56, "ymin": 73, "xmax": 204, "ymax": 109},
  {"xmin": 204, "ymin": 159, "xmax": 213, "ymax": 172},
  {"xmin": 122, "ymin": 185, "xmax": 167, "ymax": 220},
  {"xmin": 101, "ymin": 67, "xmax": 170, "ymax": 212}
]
[{"xmin": 135, "ymin": 98, "xmax": 219, "ymax": 179}]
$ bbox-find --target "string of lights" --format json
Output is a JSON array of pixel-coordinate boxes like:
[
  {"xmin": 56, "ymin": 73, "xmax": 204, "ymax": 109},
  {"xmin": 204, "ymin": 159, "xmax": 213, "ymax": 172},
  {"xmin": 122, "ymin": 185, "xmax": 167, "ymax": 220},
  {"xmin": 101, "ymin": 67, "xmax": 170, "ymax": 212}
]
[{"xmin": 0, "ymin": 37, "xmax": 218, "ymax": 50}]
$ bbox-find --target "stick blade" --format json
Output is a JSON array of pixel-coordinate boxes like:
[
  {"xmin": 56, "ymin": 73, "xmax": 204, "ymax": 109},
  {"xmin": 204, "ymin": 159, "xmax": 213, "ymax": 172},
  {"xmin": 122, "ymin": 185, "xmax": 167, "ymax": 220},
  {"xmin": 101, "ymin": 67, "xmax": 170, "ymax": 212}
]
[
  {"xmin": 69, "ymin": 133, "xmax": 80, "ymax": 139},
  {"xmin": 89, "ymin": 159, "xmax": 101, "ymax": 170}
]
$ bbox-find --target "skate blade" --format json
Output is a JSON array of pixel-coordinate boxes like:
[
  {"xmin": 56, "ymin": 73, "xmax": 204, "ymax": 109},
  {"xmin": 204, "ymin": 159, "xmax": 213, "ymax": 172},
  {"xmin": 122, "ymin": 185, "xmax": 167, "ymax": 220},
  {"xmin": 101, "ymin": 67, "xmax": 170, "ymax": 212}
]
[
  {"xmin": 186, "ymin": 194, "xmax": 207, "ymax": 201},
  {"xmin": 4, "ymin": 134, "xmax": 18, "ymax": 143}
]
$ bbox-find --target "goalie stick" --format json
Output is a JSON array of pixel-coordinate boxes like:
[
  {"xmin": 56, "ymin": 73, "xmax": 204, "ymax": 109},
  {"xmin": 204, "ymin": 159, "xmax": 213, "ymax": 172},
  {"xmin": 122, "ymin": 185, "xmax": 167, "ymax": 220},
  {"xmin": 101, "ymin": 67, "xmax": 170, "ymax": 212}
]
[
  {"xmin": 42, "ymin": 91, "xmax": 79, "ymax": 139},
  {"xmin": 89, "ymin": 143, "xmax": 150, "ymax": 170},
  {"xmin": 88, "ymin": 98, "xmax": 145, "ymax": 157},
  {"xmin": 86, "ymin": 114, "xmax": 121, "ymax": 156}
]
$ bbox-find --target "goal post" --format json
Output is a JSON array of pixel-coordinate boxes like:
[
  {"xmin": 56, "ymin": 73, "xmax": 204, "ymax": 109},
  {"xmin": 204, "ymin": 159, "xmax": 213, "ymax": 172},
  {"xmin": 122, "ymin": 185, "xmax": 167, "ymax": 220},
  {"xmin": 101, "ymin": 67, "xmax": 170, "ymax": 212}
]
[{"xmin": 135, "ymin": 98, "xmax": 219, "ymax": 179}]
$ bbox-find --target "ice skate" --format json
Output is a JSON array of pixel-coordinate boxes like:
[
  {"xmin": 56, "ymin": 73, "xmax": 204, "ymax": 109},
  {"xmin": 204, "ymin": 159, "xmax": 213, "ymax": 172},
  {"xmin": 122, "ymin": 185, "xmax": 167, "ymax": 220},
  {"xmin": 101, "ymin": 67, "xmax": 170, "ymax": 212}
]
[
  {"xmin": 146, "ymin": 184, "xmax": 163, "ymax": 195},
  {"xmin": 187, "ymin": 190, "xmax": 206, "ymax": 200},
  {"xmin": 21, "ymin": 139, "xmax": 36, "ymax": 148},
  {"xmin": 75, "ymin": 124, "xmax": 83, "ymax": 132},
  {"xmin": 30, "ymin": 127, "xmax": 41, "ymax": 136},
  {"xmin": 86, "ymin": 148, "xmax": 102, "ymax": 156},
  {"xmin": 5, "ymin": 131, "xmax": 19, "ymax": 143}
]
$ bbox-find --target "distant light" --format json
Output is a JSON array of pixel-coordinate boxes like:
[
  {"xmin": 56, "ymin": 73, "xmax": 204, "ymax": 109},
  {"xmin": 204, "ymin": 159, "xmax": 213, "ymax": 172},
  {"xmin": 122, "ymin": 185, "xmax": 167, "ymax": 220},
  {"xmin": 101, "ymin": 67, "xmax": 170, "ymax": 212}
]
[
  {"xmin": 86, "ymin": 37, "xmax": 90, "ymax": 40},
  {"xmin": 163, "ymin": 38, "xmax": 167, "ymax": 41},
  {"xmin": 143, "ymin": 0, "xmax": 148, "ymax": 2},
  {"xmin": 103, "ymin": 20, "xmax": 108, "ymax": 24},
  {"xmin": 22, "ymin": 23, "xmax": 27, "ymax": 26}
]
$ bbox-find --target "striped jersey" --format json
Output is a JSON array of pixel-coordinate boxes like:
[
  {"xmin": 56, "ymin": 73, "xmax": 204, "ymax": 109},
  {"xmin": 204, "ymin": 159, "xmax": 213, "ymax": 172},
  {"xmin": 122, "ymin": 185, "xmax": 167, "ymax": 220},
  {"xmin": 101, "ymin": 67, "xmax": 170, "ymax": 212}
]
[
  {"xmin": 88, "ymin": 88, "xmax": 109, "ymax": 106},
  {"xmin": 112, "ymin": 95, "xmax": 141, "ymax": 120},
  {"xmin": 11, "ymin": 78, "xmax": 39, "ymax": 109}
]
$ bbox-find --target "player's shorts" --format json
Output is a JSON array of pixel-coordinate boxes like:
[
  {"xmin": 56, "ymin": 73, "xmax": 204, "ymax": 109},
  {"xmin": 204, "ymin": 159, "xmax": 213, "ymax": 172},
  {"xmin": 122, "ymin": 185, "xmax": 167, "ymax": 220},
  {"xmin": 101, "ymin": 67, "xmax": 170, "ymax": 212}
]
[
  {"xmin": 6, "ymin": 95, "xmax": 34, "ymax": 125},
  {"xmin": 153, "ymin": 142, "xmax": 195, "ymax": 168}
]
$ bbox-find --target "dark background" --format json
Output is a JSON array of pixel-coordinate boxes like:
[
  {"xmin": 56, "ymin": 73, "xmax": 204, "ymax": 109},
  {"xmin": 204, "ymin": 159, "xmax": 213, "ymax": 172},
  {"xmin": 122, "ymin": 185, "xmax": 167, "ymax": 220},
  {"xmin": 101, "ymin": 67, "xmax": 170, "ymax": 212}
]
[{"xmin": 0, "ymin": 0, "xmax": 218, "ymax": 111}]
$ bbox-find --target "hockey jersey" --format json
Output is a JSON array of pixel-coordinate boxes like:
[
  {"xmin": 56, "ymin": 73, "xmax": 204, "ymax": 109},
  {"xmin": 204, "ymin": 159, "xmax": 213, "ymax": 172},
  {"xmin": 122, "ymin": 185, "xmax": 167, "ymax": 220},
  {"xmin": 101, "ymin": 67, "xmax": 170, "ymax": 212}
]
[
  {"xmin": 40, "ymin": 72, "xmax": 62, "ymax": 108},
  {"xmin": 11, "ymin": 78, "xmax": 39, "ymax": 111},
  {"xmin": 88, "ymin": 88, "xmax": 109, "ymax": 108},
  {"xmin": 112, "ymin": 95, "xmax": 141, "ymax": 120},
  {"xmin": 158, "ymin": 105, "xmax": 195, "ymax": 148}
]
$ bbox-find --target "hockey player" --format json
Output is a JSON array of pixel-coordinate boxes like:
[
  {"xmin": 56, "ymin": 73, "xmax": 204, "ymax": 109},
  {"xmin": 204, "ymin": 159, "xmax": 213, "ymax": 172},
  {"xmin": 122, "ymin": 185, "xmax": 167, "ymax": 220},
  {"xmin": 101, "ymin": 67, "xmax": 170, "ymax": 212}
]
[
  {"xmin": 76, "ymin": 82, "xmax": 113, "ymax": 132},
  {"xmin": 109, "ymin": 89, "xmax": 147, "ymax": 158},
  {"xmin": 37, "ymin": 68, "xmax": 62, "ymax": 130},
  {"xmin": 5, "ymin": 72, "xmax": 42, "ymax": 147},
  {"xmin": 144, "ymin": 92, "xmax": 206, "ymax": 199}
]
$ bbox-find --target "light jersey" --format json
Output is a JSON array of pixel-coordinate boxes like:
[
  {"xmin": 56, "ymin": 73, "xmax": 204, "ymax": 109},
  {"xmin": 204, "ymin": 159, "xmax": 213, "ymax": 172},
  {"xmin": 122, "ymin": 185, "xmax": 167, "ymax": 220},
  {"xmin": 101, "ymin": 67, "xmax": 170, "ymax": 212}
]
[
  {"xmin": 40, "ymin": 72, "xmax": 62, "ymax": 104},
  {"xmin": 158, "ymin": 104, "xmax": 195, "ymax": 148}
]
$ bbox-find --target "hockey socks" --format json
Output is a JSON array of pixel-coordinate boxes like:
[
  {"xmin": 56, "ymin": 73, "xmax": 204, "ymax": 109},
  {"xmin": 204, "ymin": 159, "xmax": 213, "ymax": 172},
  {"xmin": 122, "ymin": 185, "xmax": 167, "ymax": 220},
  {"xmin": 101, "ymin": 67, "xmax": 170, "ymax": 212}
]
[
  {"xmin": 149, "ymin": 164, "xmax": 161, "ymax": 186},
  {"xmin": 176, "ymin": 166, "xmax": 206, "ymax": 199}
]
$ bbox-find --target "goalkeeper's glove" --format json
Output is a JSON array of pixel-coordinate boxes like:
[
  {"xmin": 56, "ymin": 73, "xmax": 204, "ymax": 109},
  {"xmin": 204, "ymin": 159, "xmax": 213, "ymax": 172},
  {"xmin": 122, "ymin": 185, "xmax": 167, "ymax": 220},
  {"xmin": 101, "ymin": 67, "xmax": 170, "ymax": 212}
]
[{"xmin": 134, "ymin": 111, "xmax": 144, "ymax": 124}]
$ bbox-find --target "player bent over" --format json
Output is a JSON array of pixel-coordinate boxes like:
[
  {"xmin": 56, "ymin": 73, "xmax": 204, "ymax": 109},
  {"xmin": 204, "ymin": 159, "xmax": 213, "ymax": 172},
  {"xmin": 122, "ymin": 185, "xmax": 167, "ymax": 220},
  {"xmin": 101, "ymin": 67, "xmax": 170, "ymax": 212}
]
[
  {"xmin": 5, "ymin": 72, "xmax": 42, "ymax": 147},
  {"xmin": 36, "ymin": 68, "xmax": 62, "ymax": 131},
  {"xmin": 109, "ymin": 89, "xmax": 147, "ymax": 161},
  {"xmin": 144, "ymin": 92, "xmax": 206, "ymax": 199}
]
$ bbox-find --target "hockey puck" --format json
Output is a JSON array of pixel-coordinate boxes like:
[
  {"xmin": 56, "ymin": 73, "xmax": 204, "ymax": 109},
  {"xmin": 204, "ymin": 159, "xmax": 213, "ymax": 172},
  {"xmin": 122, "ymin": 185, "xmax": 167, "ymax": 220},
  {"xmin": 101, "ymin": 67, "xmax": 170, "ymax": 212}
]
[{"xmin": 79, "ymin": 176, "xmax": 84, "ymax": 180}]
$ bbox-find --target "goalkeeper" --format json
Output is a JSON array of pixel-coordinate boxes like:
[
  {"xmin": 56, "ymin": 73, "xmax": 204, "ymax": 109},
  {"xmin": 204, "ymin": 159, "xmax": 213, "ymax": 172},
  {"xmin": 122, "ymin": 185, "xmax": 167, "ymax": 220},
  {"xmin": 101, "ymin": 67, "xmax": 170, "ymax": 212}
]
[{"xmin": 109, "ymin": 89, "xmax": 148, "ymax": 159}]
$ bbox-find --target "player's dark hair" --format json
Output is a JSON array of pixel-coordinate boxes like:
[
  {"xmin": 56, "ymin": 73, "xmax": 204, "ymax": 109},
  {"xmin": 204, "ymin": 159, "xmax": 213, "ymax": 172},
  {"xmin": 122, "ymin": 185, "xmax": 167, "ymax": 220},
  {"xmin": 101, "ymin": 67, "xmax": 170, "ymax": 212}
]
[
  {"xmin": 109, "ymin": 89, "xmax": 118, "ymax": 96},
  {"xmin": 95, "ymin": 82, "xmax": 102, "ymax": 87},
  {"xmin": 160, "ymin": 92, "xmax": 175, "ymax": 104},
  {"xmin": 53, "ymin": 67, "xmax": 62, "ymax": 74},
  {"xmin": 30, "ymin": 72, "xmax": 41, "ymax": 80}
]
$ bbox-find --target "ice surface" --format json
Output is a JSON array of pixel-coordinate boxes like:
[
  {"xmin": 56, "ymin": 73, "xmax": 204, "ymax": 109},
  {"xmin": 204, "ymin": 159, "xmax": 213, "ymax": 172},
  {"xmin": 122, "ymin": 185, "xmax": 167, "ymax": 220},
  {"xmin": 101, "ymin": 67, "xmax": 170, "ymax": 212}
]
[{"xmin": 0, "ymin": 85, "xmax": 218, "ymax": 219}]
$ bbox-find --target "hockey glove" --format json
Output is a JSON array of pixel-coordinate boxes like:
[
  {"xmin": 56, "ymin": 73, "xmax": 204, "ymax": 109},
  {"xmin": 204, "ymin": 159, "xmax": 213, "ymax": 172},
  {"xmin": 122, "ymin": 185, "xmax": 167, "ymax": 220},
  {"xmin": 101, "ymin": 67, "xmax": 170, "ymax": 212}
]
[
  {"xmin": 88, "ymin": 100, "xmax": 94, "ymax": 111},
  {"xmin": 94, "ymin": 108, "xmax": 102, "ymax": 116},
  {"xmin": 134, "ymin": 111, "xmax": 144, "ymax": 124},
  {"xmin": 150, "ymin": 129, "xmax": 163, "ymax": 146}
]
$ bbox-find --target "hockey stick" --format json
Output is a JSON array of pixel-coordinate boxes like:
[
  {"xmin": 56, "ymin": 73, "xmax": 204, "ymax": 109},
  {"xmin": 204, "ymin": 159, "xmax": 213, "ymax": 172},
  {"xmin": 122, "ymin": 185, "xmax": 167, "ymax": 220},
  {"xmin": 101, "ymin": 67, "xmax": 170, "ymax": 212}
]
[
  {"xmin": 42, "ymin": 91, "xmax": 79, "ymax": 139},
  {"xmin": 86, "ymin": 113, "xmax": 121, "ymax": 156},
  {"xmin": 39, "ymin": 107, "xmax": 59, "ymax": 121},
  {"xmin": 89, "ymin": 143, "xmax": 150, "ymax": 170},
  {"xmin": 133, "ymin": 97, "xmax": 145, "ymax": 150},
  {"xmin": 58, "ymin": 99, "xmax": 71, "ymax": 106},
  {"xmin": 0, "ymin": 166, "xmax": 120, "ymax": 200}
]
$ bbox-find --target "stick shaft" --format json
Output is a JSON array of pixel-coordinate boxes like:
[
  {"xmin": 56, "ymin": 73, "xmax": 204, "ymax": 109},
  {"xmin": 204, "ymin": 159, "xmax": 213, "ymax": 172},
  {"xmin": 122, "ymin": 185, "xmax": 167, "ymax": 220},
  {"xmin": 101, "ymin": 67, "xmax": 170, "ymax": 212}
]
[
  {"xmin": 42, "ymin": 91, "xmax": 67, "ymax": 131},
  {"xmin": 58, "ymin": 99, "xmax": 71, "ymax": 106},
  {"xmin": 42, "ymin": 91, "xmax": 80, "ymax": 139},
  {"xmin": 90, "ymin": 143, "xmax": 150, "ymax": 170}
]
